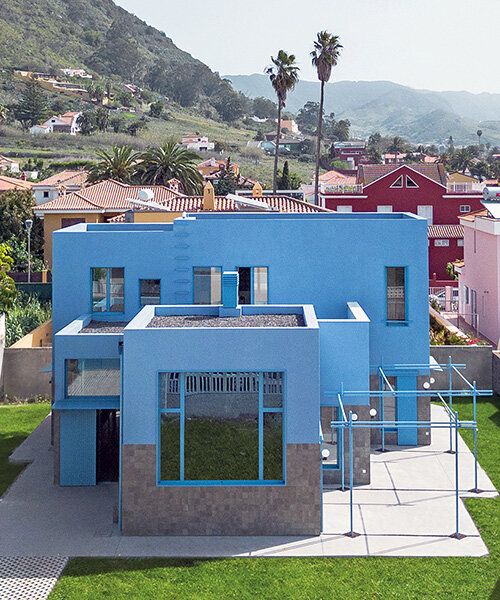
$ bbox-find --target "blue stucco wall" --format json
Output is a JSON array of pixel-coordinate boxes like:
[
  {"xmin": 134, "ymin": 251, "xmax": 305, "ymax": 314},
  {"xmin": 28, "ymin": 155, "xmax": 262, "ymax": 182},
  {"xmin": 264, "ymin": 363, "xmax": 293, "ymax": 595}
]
[
  {"xmin": 52, "ymin": 213, "xmax": 429, "ymax": 373},
  {"xmin": 59, "ymin": 410, "xmax": 96, "ymax": 486},
  {"xmin": 122, "ymin": 305, "xmax": 320, "ymax": 446}
]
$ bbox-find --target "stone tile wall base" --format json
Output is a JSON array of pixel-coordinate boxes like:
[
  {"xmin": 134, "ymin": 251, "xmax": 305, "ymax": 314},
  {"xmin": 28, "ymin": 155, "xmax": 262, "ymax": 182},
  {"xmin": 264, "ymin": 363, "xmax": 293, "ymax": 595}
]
[{"xmin": 121, "ymin": 443, "xmax": 322, "ymax": 536}]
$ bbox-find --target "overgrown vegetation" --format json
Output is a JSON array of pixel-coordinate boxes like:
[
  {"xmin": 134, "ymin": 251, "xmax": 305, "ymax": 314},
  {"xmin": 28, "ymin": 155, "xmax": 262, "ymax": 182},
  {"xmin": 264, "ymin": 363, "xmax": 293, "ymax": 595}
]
[
  {"xmin": 430, "ymin": 313, "xmax": 487, "ymax": 346},
  {"xmin": 5, "ymin": 292, "xmax": 51, "ymax": 347}
]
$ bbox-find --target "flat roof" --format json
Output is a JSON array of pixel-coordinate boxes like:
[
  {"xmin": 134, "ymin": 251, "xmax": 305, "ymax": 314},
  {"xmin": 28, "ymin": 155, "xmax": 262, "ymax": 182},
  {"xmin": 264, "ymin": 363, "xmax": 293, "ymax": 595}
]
[
  {"xmin": 147, "ymin": 314, "xmax": 305, "ymax": 328},
  {"xmin": 80, "ymin": 320, "xmax": 128, "ymax": 333}
]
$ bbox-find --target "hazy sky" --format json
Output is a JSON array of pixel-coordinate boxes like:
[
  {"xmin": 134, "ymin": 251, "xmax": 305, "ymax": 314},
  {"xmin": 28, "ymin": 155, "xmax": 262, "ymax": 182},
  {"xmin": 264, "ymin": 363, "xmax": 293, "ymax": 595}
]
[{"xmin": 115, "ymin": 0, "xmax": 499, "ymax": 94}]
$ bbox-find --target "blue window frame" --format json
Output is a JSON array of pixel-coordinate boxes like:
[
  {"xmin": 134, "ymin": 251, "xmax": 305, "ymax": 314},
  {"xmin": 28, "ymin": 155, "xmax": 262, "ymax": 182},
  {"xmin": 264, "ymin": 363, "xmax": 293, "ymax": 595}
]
[
  {"xmin": 158, "ymin": 371, "xmax": 285, "ymax": 485},
  {"xmin": 193, "ymin": 267, "xmax": 222, "ymax": 304},
  {"xmin": 66, "ymin": 358, "xmax": 121, "ymax": 398},
  {"xmin": 91, "ymin": 267, "xmax": 124, "ymax": 313},
  {"xmin": 386, "ymin": 266, "xmax": 407, "ymax": 322},
  {"xmin": 236, "ymin": 267, "xmax": 268, "ymax": 304}
]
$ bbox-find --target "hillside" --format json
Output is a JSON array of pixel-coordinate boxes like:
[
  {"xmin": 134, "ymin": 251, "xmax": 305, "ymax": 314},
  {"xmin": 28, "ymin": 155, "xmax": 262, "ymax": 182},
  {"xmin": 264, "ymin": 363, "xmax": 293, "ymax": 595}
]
[
  {"xmin": 226, "ymin": 74, "xmax": 500, "ymax": 145},
  {"xmin": 0, "ymin": 0, "xmax": 245, "ymax": 117}
]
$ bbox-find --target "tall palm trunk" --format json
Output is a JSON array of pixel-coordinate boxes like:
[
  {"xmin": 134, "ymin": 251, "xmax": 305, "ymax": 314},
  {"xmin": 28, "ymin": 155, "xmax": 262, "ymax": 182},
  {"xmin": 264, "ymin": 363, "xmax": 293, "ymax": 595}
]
[
  {"xmin": 273, "ymin": 104, "xmax": 282, "ymax": 193},
  {"xmin": 314, "ymin": 81, "xmax": 325, "ymax": 204}
]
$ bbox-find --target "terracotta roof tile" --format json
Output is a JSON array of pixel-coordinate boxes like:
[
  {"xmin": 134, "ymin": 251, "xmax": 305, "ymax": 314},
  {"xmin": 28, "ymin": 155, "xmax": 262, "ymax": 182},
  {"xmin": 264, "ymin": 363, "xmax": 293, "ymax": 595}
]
[
  {"xmin": 359, "ymin": 164, "xmax": 447, "ymax": 186},
  {"xmin": 428, "ymin": 224, "xmax": 464, "ymax": 238},
  {"xmin": 33, "ymin": 170, "xmax": 88, "ymax": 188},
  {"xmin": 34, "ymin": 180, "xmax": 183, "ymax": 212},
  {"xmin": 0, "ymin": 176, "xmax": 33, "ymax": 192}
]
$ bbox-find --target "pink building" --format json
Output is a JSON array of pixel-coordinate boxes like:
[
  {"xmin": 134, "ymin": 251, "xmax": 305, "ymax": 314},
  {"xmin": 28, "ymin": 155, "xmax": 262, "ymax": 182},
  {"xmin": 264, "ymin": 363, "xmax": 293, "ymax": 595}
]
[{"xmin": 458, "ymin": 203, "xmax": 500, "ymax": 346}]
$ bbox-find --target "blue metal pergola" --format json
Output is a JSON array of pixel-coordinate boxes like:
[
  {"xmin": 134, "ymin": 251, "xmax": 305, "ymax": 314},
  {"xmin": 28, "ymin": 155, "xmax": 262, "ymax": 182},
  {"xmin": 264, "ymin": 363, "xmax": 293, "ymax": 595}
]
[{"xmin": 322, "ymin": 358, "xmax": 492, "ymax": 539}]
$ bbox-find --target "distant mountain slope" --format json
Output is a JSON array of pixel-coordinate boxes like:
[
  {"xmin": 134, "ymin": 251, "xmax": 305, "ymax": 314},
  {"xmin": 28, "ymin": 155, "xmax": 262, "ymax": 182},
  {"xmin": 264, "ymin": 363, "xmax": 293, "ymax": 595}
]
[{"xmin": 225, "ymin": 74, "xmax": 500, "ymax": 144}]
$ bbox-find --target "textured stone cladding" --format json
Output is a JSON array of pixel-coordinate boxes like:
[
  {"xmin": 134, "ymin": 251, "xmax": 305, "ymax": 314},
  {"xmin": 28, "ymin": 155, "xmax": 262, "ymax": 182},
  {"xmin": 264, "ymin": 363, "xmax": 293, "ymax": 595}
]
[{"xmin": 121, "ymin": 443, "xmax": 321, "ymax": 536}]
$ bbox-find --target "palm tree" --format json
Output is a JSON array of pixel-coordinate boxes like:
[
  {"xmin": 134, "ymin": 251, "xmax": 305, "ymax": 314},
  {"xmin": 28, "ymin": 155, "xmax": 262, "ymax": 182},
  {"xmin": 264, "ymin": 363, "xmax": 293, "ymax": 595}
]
[
  {"xmin": 266, "ymin": 50, "xmax": 299, "ymax": 193},
  {"xmin": 87, "ymin": 145, "xmax": 138, "ymax": 183},
  {"xmin": 450, "ymin": 148, "xmax": 474, "ymax": 174},
  {"xmin": 311, "ymin": 31, "xmax": 343, "ymax": 203},
  {"xmin": 137, "ymin": 141, "xmax": 202, "ymax": 194},
  {"xmin": 388, "ymin": 136, "xmax": 405, "ymax": 163},
  {"xmin": 477, "ymin": 129, "xmax": 483, "ymax": 147}
]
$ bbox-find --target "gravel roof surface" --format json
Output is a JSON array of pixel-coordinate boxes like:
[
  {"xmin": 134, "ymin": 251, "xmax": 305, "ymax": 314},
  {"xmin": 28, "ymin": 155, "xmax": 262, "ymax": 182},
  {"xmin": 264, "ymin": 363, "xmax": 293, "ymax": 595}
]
[
  {"xmin": 80, "ymin": 320, "xmax": 128, "ymax": 333},
  {"xmin": 148, "ymin": 314, "xmax": 305, "ymax": 328}
]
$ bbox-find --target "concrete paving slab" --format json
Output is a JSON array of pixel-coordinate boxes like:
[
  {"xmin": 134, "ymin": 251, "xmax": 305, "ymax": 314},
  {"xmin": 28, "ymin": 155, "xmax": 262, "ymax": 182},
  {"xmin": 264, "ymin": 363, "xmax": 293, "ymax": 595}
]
[{"xmin": 0, "ymin": 408, "xmax": 496, "ymax": 558}]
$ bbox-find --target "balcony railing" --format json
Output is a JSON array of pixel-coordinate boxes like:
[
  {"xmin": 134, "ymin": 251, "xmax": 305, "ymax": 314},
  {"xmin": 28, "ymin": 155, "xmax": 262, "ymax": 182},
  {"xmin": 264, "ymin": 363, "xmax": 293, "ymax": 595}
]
[
  {"xmin": 446, "ymin": 182, "xmax": 484, "ymax": 193},
  {"xmin": 321, "ymin": 183, "xmax": 364, "ymax": 194}
]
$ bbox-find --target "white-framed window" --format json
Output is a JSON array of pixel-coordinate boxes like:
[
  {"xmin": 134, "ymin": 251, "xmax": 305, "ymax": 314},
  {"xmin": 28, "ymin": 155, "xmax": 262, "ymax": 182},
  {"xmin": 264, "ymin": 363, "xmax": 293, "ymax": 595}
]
[
  {"xmin": 459, "ymin": 205, "xmax": 471, "ymax": 213},
  {"xmin": 336, "ymin": 205, "xmax": 353, "ymax": 212},
  {"xmin": 377, "ymin": 205, "xmax": 393, "ymax": 212},
  {"xmin": 465, "ymin": 285, "xmax": 470, "ymax": 304},
  {"xmin": 406, "ymin": 175, "xmax": 419, "ymax": 188},
  {"xmin": 417, "ymin": 205, "xmax": 433, "ymax": 224},
  {"xmin": 390, "ymin": 175, "xmax": 403, "ymax": 188},
  {"xmin": 457, "ymin": 239, "xmax": 464, "ymax": 247},
  {"xmin": 434, "ymin": 239, "xmax": 450, "ymax": 247}
]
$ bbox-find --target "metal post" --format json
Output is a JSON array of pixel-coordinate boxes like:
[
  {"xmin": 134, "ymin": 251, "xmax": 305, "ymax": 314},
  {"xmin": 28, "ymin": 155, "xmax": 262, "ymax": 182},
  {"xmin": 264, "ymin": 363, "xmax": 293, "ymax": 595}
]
[
  {"xmin": 345, "ymin": 411, "xmax": 359, "ymax": 538},
  {"xmin": 378, "ymin": 370, "xmax": 387, "ymax": 453},
  {"xmin": 450, "ymin": 410, "xmax": 465, "ymax": 539},
  {"xmin": 25, "ymin": 219, "xmax": 33, "ymax": 283},
  {"xmin": 340, "ymin": 424, "xmax": 345, "ymax": 492},
  {"xmin": 470, "ymin": 380, "xmax": 481, "ymax": 493},
  {"xmin": 447, "ymin": 356, "xmax": 454, "ymax": 454}
]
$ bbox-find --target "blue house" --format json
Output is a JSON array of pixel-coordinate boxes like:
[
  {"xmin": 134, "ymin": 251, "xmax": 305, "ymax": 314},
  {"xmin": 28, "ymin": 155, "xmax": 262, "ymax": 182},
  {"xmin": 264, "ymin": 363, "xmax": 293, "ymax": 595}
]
[{"xmin": 51, "ymin": 211, "xmax": 430, "ymax": 535}]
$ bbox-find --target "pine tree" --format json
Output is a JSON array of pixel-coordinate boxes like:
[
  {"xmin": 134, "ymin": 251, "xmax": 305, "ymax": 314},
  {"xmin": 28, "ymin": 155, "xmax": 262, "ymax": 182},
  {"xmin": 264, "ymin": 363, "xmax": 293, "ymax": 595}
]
[
  {"xmin": 278, "ymin": 160, "xmax": 291, "ymax": 189},
  {"xmin": 13, "ymin": 80, "xmax": 49, "ymax": 129},
  {"xmin": 214, "ymin": 158, "xmax": 238, "ymax": 195}
]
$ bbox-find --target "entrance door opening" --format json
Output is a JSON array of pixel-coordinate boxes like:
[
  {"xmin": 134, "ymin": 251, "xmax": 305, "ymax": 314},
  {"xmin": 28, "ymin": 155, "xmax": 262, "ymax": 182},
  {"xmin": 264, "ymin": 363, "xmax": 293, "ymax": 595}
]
[
  {"xmin": 237, "ymin": 267, "xmax": 252, "ymax": 304},
  {"xmin": 96, "ymin": 409, "xmax": 119, "ymax": 483}
]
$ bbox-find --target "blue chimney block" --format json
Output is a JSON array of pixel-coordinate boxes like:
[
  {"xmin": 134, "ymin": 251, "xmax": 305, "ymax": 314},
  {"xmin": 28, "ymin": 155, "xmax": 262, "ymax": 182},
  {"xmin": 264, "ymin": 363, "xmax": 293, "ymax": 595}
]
[{"xmin": 219, "ymin": 271, "xmax": 241, "ymax": 317}]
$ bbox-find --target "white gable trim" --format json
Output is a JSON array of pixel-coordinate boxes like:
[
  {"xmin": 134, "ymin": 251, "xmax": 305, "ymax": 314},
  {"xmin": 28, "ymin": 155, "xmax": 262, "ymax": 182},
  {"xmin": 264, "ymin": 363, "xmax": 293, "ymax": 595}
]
[{"xmin": 363, "ymin": 164, "xmax": 446, "ymax": 190}]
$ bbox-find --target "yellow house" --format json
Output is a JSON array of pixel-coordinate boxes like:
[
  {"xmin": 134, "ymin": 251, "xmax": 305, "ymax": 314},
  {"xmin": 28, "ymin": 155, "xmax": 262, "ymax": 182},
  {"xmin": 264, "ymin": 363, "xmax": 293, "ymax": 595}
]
[
  {"xmin": 448, "ymin": 172, "xmax": 479, "ymax": 183},
  {"xmin": 33, "ymin": 180, "xmax": 184, "ymax": 267}
]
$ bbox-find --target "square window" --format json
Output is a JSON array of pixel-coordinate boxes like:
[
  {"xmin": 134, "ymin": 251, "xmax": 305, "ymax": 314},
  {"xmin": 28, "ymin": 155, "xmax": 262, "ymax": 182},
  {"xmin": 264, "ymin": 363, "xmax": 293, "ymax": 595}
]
[
  {"xmin": 460, "ymin": 205, "xmax": 471, "ymax": 213},
  {"xmin": 91, "ymin": 267, "xmax": 124, "ymax": 313},
  {"xmin": 434, "ymin": 239, "xmax": 450, "ymax": 247},
  {"xmin": 457, "ymin": 239, "xmax": 464, "ymax": 247},
  {"xmin": 140, "ymin": 279, "xmax": 161, "ymax": 305}
]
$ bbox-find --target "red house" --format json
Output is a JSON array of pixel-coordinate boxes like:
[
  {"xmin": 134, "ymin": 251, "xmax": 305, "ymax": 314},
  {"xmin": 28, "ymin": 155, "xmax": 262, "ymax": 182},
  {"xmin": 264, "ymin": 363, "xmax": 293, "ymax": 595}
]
[{"xmin": 318, "ymin": 164, "xmax": 484, "ymax": 283}]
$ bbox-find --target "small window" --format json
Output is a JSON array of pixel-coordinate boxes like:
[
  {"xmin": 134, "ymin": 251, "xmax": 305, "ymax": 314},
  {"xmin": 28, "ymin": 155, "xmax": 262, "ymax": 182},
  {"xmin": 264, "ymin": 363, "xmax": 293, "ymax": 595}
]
[
  {"xmin": 457, "ymin": 239, "xmax": 464, "ymax": 247},
  {"xmin": 91, "ymin": 267, "xmax": 124, "ymax": 313},
  {"xmin": 434, "ymin": 239, "xmax": 449, "ymax": 247},
  {"xmin": 43, "ymin": 191, "xmax": 49, "ymax": 198},
  {"xmin": 406, "ymin": 175, "xmax": 419, "ymax": 188},
  {"xmin": 140, "ymin": 279, "xmax": 161, "ymax": 305},
  {"xmin": 465, "ymin": 286, "xmax": 470, "ymax": 304},
  {"xmin": 377, "ymin": 205, "xmax": 393, "ymax": 213},
  {"xmin": 237, "ymin": 267, "xmax": 268, "ymax": 304},
  {"xmin": 61, "ymin": 217, "xmax": 85, "ymax": 228},
  {"xmin": 66, "ymin": 358, "xmax": 120, "ymax": 397},
  {"xmin": 386, "ymin": 267, "xmax": 406, "ymax": 321},
  {"xmin": 193, "ymin": 267, "xmax": 221, "ymax": 304},
  {"xmin": 336, "ymin": 205, "xmax": 352, "ymax": 212},
  {"xmin": 459, "ymin": 205, "xmax": 471, "ymax": 213},
  {"xmin": 390, "ymin": 175, "xmax": 403, "ymax": 188}
]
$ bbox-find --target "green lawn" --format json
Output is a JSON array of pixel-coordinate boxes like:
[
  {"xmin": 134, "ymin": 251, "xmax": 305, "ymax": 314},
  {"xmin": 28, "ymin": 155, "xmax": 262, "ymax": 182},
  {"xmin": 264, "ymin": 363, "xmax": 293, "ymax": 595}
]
[
  {"xmin": 0, "ymin": 402, "xmax": 51, "ymax": 496},
  {"xmin": 48, "ymin": 396, "xmax": 500, "ymax": 599}
]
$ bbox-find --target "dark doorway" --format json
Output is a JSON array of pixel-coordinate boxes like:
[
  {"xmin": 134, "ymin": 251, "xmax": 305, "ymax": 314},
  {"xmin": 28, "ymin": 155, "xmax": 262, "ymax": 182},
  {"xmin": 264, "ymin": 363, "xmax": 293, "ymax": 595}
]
[
  {"xmin": 96, "ymin": 409, "xmax": 120, "ymax": 483},
  {"xmin": 237, "ymin": 267, "xmax": 251, "ymax": 304}
]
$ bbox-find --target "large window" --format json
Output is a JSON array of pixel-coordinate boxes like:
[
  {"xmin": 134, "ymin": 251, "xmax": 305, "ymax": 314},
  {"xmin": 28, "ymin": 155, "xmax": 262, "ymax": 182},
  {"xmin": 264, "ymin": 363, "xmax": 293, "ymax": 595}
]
[
  {"xmin": 66, "ymin": 358, "xmax": 120, "ymax": 397},
  {"xmin": 386, "ymin": 267, "xmax": 406, "ymax": 322},
  {"xmin": 193, "ymin": 267, "xmax": 222, "ymax": 304},
  {"xmin": 237, "ymin": 267, "xmax": 268, "ymax": 304},
  {"xmin": 320, "ymin": 406, "xmax": 339, "ymax": 469},
  {"xmin": 159, "ymin": 371, "xmax": 284, "ymax": 484},
  {"xmin": 140, "ymin": 279, "xmax": 161, "ymax": 305},
  {"xmin": 91, "ymin": 268, "xmax": 124, "ymax": 313}
]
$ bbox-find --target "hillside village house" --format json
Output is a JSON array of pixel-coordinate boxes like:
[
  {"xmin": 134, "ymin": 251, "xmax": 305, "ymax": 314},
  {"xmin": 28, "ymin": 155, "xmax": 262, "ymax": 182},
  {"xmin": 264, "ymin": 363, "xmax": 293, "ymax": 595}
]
[
  {"xmin": 33, "ymin": 170, "xmax": 88, "ymax": 205},
  {"xmin": 197, "ymin": 157, "xmax": 239, "ymax": 183},
  {"xmin": 0, "ymin": 155, "xmax": 20, "ymax": 173},
  {"xmin": 279, "ymin": 119, "xmax": 300, "ymax": 134},
  {"xmin": 51, "ymin": 210, "xmax": 429, "ymax": 536},
  {"xmin": 180, "ymin": 135, "xmax": 214, "ymax": 152},
  {"xmin": 30, "ymin": 112, "xmax": 82, "ymax": 135},
  {"xmin": 315, "ymin": 163, "xmax": 484, "ymax": 282},
  {"xmin": 333, "ymin": 141, "xmax": 368, "ymax": 166}
]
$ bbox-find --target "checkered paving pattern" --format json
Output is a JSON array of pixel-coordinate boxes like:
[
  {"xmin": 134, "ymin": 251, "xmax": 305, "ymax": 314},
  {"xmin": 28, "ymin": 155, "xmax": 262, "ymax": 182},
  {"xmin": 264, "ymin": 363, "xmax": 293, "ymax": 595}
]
[{"xmin": 0, "ymin": 557, "xmax": 68, "ymax": 600}]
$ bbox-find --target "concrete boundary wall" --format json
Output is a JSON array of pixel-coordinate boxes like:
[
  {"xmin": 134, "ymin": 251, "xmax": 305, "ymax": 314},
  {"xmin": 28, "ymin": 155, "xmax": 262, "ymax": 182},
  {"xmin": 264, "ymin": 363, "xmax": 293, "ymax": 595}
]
[
  {"xmin": 430, "ymin": 345, "xmax": 493, "ymax": 391},
  {"xmin": 1, "ymin": 347, "xmax": 52, "ymax": 399}
]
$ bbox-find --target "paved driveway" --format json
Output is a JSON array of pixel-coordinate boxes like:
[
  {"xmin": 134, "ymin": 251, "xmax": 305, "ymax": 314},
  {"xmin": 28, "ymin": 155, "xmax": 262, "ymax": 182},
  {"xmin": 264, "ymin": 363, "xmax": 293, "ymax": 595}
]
[{"xmin": 0, "ymin": 406, "xmax": 496, "ymax": 557}]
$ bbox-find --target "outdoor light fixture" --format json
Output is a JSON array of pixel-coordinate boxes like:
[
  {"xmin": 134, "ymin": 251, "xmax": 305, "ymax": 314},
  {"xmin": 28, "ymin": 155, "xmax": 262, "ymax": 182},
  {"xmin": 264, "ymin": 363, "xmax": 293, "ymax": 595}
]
[
  {"xmin": 25, "ymin": 219, "xmax": 33, "ymax": 283},
  {"xmin": 423, "ymin": 381, "xmax": 431, "ymax": 389},
  {"xmin": 430, "ymin": 377, "xmax": 436, "ymax": 384},
  {"xmin": 352, "ymin": 413, "xmax": 358, "ymax": 421},
  {"xmin": 369, "ymin": 408, "xmax": 378, "ymax": 417},
  {"xmin": 321, "ymin": 448, "xmax": 330, "ymax": 459}
]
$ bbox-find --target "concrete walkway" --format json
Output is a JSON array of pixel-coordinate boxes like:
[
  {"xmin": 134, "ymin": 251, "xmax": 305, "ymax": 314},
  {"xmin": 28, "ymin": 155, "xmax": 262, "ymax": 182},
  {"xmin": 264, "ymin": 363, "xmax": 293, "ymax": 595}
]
[{"xmin": 0, "ymin": 406, "xmax": 496, "ymax": 558}]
